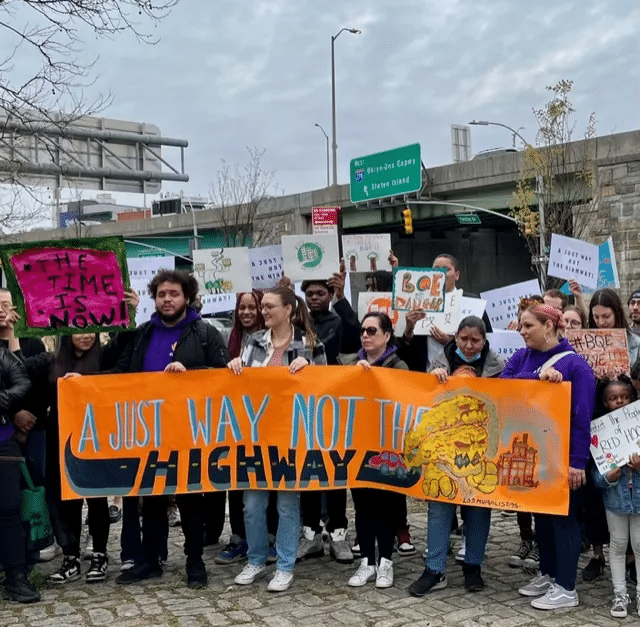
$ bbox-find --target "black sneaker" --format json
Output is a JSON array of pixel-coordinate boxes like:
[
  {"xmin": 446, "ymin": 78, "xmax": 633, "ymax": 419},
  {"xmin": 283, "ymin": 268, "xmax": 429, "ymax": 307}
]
[
  {"xmin": 408, "ymin": 567, "xmax": 447, "ymax": 597},
  {"xmin": 48, "ymin": 555, "xmax": 81, "ymax": 584},
  {"xmin": 507, "ymin": 539, "xmax": 532, "ymax": 568},
  {"xmin": 582, "ymin": 556, "xmax": 605, "ymax": 582},
  {"xmin": 463, "ymin": 563, "xmax": 484, "ymax": 592},
  {"xmin": 108, "ymin": 505, "xmax": 121, "ymax": 523},
  {"xmin": 186, "ymin": 558, "xmax": 208, "ymax": 589},
  {"xmin": 115, "ymin": 561, "xmax": 162, "ymax": 585},
  {"xmin": 86, "ymin": 552, "xmax": 108, "ymax": 583},
  {"xmin": 4, "ymin": 572, "xmax": 40, "ymax": 603}
]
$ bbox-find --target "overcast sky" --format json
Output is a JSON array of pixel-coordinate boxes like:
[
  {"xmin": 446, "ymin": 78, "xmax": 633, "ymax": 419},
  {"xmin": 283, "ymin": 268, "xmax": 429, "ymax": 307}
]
[{"xmin": 7, "ymin": 0, "xmax": 640, "ymax": 205}]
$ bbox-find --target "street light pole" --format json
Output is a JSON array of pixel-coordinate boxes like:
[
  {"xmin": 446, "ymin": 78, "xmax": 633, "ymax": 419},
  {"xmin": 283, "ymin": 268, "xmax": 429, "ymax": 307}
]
[
  {"xmin": 314, "ymin": 123, "xmax": 330, "ymax": 188},
  {"xmin": 469, "ymin": 119, "xmax": 547, "ymax": 290},
  {"xmin": 331, "ymin": 27, "xmax": 361, "ymax": 187}
]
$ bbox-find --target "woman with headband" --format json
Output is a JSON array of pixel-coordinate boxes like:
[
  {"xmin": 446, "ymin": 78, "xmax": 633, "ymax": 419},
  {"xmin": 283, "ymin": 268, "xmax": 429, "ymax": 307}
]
[{"xmin": 500, "ymin": 303, "xmax": 595, "ymax": 611}]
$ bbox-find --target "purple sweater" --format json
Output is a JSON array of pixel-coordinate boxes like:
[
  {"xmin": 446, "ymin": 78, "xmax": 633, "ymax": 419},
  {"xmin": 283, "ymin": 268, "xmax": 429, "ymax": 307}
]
[{"xmin": 500, "ymin": 338, "xmax": 596, "ymax": 470}]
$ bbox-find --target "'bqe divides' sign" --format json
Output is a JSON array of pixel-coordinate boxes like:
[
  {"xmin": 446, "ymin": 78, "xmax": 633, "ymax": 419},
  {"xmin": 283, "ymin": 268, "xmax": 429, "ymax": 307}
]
[{"xmin": 350, "ymin": 144, "xmax": 421, "ymax": 203}]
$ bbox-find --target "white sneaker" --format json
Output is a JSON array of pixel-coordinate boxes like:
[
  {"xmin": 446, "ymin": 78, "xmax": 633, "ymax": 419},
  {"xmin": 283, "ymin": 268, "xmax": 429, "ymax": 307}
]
[
  {"xmin": 610, "ymin": 593, "xmax": 630, "ymax": 618},
  {"xmin": 329, "ymin": 528, "xmax": 353, "ymax": 564},
  {"xmin": 518, "ymin": 573, "xmax": 555, "ymax": 597},
  {"xmin": 234, "ymin": 563, "xmax": 267, "ymax": 585},
  {"xmin": 348, "ymin": 558, "xmax": 377, "ymax": 587},
  {"xmin": 297, "ymin": 525, "xmax": 324, "ymax": 561},
  {"xmin": 376, "ymin": 557, "xmax": 394, "ymax": 588},
  {"xmin": 531, "ymin": 583, "xmax": 579, "ymax": 609},
  {"xmin": 267, "ymin": 569, "xmax": 293, "ymax": 592},
  {"xmin": 120, "ymin": 559, "xmax": 135, "ymax": 572},
  {"xmin": 38, "ymin": 542, "xmax": 62, "ymax": 562}
]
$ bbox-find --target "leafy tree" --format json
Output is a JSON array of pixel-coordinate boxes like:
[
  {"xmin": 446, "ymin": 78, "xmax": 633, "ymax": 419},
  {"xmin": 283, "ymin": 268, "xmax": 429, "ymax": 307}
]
[{"xmin": 510, "ymin": 80, "xmax": 598, "ymax": 288}]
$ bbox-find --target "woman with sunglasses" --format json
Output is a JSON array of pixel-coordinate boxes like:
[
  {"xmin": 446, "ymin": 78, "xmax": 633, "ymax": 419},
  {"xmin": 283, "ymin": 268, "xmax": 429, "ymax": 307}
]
[
  {"xmin": 340, "ymin": 312, "xmax": 408, "ymax": 589},
  {"xmin": 408, "ymin": 316, "xmax": 503, "ymax": 597}
]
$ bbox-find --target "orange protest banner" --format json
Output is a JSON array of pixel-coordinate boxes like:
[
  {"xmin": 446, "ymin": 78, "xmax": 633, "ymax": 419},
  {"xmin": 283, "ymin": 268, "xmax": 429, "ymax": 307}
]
[{"xmin": 58, "ymin": 367, "xmax": 571, "ymax": 514}]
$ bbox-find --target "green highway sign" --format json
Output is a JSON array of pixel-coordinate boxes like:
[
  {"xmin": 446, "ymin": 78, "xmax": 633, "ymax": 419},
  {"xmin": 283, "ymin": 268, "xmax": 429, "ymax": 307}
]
[
  {"xmin": 350, "ymin": 143, "xmax": 421, "ymax": 203},
  {"xmin": 456, "ymin": 212, "xmax": 481, "ymax": 225}
]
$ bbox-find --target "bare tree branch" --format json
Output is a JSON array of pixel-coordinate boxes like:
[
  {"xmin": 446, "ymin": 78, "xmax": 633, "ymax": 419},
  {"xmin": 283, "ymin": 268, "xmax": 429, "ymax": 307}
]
[{"xmin": 208, "ymin": 147, "xmax": 279, "ymax": 248}]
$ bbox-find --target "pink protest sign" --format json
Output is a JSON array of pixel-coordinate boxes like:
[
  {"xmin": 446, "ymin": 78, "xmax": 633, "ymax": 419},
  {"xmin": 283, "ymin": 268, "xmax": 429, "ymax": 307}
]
[{"xmin": 0, "ymin": 237, "xmax": 133, "ymax": 337}]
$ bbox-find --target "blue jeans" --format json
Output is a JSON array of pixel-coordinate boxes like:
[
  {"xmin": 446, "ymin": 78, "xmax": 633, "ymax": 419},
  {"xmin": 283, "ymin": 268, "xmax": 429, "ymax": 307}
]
[
  {"xmin": 425, "ymin": 501, "xmax": 491, "ymax": 573},
  {"xmin": 244, "ymin": 490, "xmax": 300, "ymax": 572},
  {"xmin": 535, "ymin": 490, "xmax": 581, "ymax": 590}
]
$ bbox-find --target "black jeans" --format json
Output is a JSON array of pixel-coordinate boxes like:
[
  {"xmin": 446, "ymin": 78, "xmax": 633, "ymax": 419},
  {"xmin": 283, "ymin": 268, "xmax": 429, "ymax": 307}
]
[
  {"xmin": 0, "ymin": 437, "xmax": 27, "ymax": 570},
  {"xmin": 301, "ymin": 489, "xmax": 348, "ymax": 534}
]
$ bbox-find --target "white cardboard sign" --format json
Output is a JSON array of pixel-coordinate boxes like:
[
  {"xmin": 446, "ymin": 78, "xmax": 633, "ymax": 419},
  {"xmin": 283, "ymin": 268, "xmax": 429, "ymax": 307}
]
[
  {"xmin": 249, "ymin": 245, "xmax": 283, "ymax": 289},
  {"xmin": 591, "ymin": 400, "xmax": 640, "ymax": 474},
  {"xmin": 548, "ymin": 233, "xmax": 599, "ymax": 290},
  {"xmin": 486, "ymin": 330, "xmax": 526, "ymax": 361},
  {"xmin": 281, "ymin": 234, "xmax": 340, "ymax": 282},
  {"xmin": 127, "ymin": 256, "xmax": 175, "ymax": 322},
  {"xmin": 342, "ymin": 234, "xmax": 392, "ymax": 272},
  {"xmin": 200, "ymin": 293, "xmax": 236, "ymax": 315},
  {"xmin": 480, "ymin": 279, "xmax": 541, "ymax": 330},
  {"xmin": 357, "ymin": 291, "xmax": 406, "ymax": 336},
  {"xmin": 460, "ymin": 296, "xmax": 487, "ymax": 320},
  {"xmin": 413, "ymin": 289, "xmax": 463, "ymax": 336},
  {"xmin": 193, "ymin": 247, "xmax": 252, "ymax": 295}
]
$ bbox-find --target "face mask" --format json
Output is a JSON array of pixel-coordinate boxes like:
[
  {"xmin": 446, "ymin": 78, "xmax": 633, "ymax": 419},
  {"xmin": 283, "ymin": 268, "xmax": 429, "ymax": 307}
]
[{"xmin": 455, "ymin": 346, "xmax": 482, "ymax": 363}]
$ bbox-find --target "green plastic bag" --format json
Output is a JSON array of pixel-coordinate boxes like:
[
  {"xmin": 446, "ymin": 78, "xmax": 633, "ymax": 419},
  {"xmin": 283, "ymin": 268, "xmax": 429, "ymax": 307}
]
[{"xmin": 20, "ymin": 462, "xmax": 54, "ymax": 552}]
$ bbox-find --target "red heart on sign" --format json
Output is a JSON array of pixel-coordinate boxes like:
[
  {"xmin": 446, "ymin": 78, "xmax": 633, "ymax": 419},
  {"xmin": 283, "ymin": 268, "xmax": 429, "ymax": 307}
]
[{"xmin": 591, "ymin": 435, "xmax": 599, "ymax": 447}]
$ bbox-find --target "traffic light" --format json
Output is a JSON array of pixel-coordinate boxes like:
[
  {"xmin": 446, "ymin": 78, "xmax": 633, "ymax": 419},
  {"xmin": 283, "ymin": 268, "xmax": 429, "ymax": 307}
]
[{"xmin": 402, "ymin": 208, "xmax": 413, "ymax": 235}]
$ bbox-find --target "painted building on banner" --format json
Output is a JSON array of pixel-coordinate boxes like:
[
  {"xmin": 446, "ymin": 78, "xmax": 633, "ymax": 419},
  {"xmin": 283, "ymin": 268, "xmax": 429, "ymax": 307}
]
[{"xmin": 12, "ymin": 130, "xmax": 640, "ymax": 296}]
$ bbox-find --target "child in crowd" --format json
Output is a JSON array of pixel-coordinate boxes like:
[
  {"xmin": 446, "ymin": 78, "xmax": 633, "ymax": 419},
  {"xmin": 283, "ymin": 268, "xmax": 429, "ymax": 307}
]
[{"xmin": 592, "ymin": 376, "xmax": 640, "ymax": 618}]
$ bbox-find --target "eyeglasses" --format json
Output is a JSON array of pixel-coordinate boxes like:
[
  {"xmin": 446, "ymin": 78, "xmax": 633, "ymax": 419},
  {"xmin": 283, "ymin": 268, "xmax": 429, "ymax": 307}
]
[{"xmin": 360, "ymin": 326, "xmax": 379, "ymax": 337}]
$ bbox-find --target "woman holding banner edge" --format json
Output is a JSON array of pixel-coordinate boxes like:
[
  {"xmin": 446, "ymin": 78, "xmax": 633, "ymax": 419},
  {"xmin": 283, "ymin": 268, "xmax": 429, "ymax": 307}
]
[
  {"xmin": 502, "ymin": 303, "xmax": 595, "ymax": 610},
  {"xmin": 408, "ymin": 316, "xmax": 503, "ymax": 597},
  {"xmin": 339, "ymin": 311, "xmax": 408, "ymax": 589},
  {"xmin": 227, "ymin": 286, "xmax": 326, "ymax": 592}
]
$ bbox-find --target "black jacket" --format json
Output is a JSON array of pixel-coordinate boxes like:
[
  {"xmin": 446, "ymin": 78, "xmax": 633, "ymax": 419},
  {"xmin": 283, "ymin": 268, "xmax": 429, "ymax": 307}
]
[
  {"xmin": 333, "ymin": 298, "xmax": 362, "ymax": 354},
  {"xmin": 0, "ymin": 347, "xmax": 31, "ymax": 425},
  {"xmin": 113, "ymin": 318, "xmax": 229, "ymax": 373},
  {"xmin": 311, "ymin": 309, "xmax": 342, "ymax": 365}
]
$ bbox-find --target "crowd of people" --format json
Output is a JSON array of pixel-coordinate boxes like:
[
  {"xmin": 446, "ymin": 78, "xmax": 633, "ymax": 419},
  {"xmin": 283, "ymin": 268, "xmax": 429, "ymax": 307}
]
[{"xmin": 1, "ymin": 255, "xmax": 640, "ymax": 619}]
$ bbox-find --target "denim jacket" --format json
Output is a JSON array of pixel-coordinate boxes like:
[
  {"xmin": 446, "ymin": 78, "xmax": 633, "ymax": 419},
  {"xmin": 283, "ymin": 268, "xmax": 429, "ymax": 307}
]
[{"xmin": 592, "ymin": 464, "xmax": 640, "ymax": 515}]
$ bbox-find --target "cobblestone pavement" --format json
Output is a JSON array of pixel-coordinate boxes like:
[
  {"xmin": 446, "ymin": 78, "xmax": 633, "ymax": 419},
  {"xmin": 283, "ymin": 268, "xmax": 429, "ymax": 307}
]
[{"xmin": 0, "ymin": 499, "xmax": 626, "ymax": 627}]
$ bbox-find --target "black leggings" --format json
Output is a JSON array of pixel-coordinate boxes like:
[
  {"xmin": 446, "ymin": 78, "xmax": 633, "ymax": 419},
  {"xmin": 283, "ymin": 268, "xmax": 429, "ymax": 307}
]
[{"xmin": 351, "ymin": 487, "xmax": 399, "ymax": 562}]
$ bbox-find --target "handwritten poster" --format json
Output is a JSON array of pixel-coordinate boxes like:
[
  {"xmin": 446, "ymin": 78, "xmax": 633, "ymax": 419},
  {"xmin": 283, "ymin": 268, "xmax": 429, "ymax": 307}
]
[
  {"xmin": 58, "ymin": 368, "xmax": 572, "ymax": 515},
  {"xmin": 413, "ymin": 289, "xmax": 463, "ymax": 336},
  {"xmin": 460, "ymin": 296, "xmax": 487, "ymax": 320},
  {"xmin": 591, "ymin": 400, "xmax": 640, "ymax": 474},
  {"xmin": 249, "ymin": 245, "xmax": 283, "ymax": 289},
  {"xmin": 358, "ymin": 291, "xmax": 406, "ymax": 336},
  {"xmin": 200, "ymin": 293, "xmax": 237, "ymax": 315},
  {"xmin": 127, "ymin": 256, "xmax": 175, "ymax": 323},
  {"xmin": 392, "ymin": 267, "xmax": 446, "ymax": 312},
  {"xmin": 565, "ymin": 328, "xmax": 630, "ymax": 379},
  {"xmin": 281, "ymin": 234, "xmax": 340, "ymax": 282},
  {"xmin": 548, "ymin": 233, "xmax": 599, "ymax": 290},
  {"xmin": 480, "ymin": 279, "xmax": 541, "ymax": 330},
  {"xmin": 342, "ymin": 234, "xmax": 392, "ymax": 272},
  {"xmin": 560, "ymin": 237, "xmax": 620, "ymax": 296},
  {"xmin": 487, "ymin": 330, "xmax": 526, "ymax": 360},
  {"xmin": 193, "ymin": 248, "xmax": 252, "ymax": 295},
  {"xmin": 0, "ymin": 237, "xmax": 132, "ymax": 337}
]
